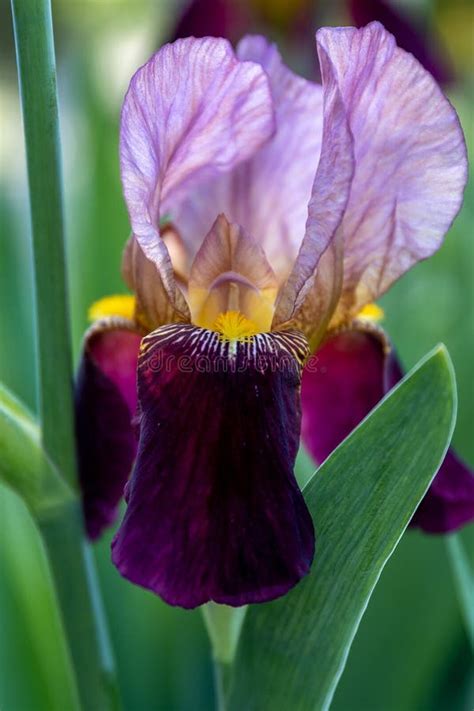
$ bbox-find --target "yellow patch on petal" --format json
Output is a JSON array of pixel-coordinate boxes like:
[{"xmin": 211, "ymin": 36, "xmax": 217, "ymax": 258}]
[
  {"xmin": 357, "ymin": 303, "xmax": 384, "ymax": 322},
  {"xmin": 213, "ymin": 311, "xmax": 258, "ymax": 343},
  {"xmin": 88, "ymin": 294, "xmax": 136, "ymax": 322}
]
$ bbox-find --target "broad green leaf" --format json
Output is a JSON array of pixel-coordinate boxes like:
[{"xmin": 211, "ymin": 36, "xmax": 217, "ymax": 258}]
[
  {"xmin": 331, "ymin": 532, "xmax": 471, "ymax": 711},
  {"xmin": 0, "ymin": 381, "xmax": 73, "ymax": 517},
  {"xmin": 229, "ymin": 346, "xmax": 456, "ymax": 711},
  {"xmin": 0, "ymin": 483, "xmax": 81, "ymax": 711}
]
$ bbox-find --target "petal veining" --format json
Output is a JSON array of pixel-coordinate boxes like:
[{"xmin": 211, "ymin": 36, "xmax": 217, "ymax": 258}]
[
  {"xmin": 112, "ymin": 323, "xmax": 314, "ymax": 608},
  {"xmin": 316, "ymin": 22, "xmax": 467, "ymax": 318},
  {"xmin": 120, "ymin": 37, "xmax": 274, "ymax": 308}
]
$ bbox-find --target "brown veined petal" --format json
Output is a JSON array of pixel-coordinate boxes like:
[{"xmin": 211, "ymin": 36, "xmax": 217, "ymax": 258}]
[
  {"xmin": 122, "ymin": 235, "xmax": 190, "ymax": 332},
  {"xmin": 187, "ymin": 214, "xmax": 278, "ymax": 331},
  {"xmin": 285, "ymin": 225, "xmax": 344, "ymax": 353}
]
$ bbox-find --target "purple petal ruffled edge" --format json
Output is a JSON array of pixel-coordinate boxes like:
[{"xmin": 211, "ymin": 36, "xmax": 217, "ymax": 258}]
[
  {"xmin": 120, "ymin": 36, "xmax": 275, "ymax": 311},
  {"xmin": 315, "ymin": 22, "xmax": 467, "ymax": 319},
  {"xmin": 112, "ymin": 324, "xmax": 314, "ymax": 607}
]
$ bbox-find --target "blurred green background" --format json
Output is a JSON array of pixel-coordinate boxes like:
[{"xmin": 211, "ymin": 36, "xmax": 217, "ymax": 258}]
[{"xmin": 0, "ymin": 0, "xmax": 472, "ymax": 709}]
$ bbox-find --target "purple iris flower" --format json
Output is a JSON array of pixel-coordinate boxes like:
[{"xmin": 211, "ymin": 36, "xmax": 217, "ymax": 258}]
[{"xmin": 76, "ymin": 23, "xmax": 471, "ymax": 608}]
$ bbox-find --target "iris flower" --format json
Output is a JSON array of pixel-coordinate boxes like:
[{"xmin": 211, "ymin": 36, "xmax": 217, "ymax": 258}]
[{"xmin": 76, "ymin": 22, "xmax": 473, "ymax": 608}]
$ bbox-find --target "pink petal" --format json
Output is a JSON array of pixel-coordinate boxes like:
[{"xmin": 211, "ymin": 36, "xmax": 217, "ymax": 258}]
[
  {"xmin": 120, "ymin": 37, "xmax": 274, "ymax": 302},
  {"xmin": 316, "ymin": 22, "xmax": 467, "ymax": 317},
  {"xmin": 171, "ymin": 36, "xmax": 324, "ymax": 281}
]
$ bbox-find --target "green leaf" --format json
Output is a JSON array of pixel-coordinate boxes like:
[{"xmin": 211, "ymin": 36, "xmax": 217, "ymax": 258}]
[
  {"xmin": 0, "ymin": 381, "xmax": 73, "ymax": 518},
  {"xmin": 0, "ymin": 483, "xmax": 81, "ymax": 711},
  {"xmin": 446, "ymin": 534, "xmax": 474, "ymax": 649},
  {"xmin": 228, "ymin": 346, "xmax": 456, "ymax": 711}
]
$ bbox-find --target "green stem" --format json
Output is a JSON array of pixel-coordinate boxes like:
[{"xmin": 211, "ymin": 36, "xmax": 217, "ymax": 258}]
[
  {"xmin": 11, "ymin": 0, "xmax": 76, "ymax": 487},
  {"xmin": 202, "ymin": 603, "xmax": 247, "ymax": 710},
  {"xmin": 38, "ymin": 503, "xmax": 121, "ymax": 711},
  {"xmin": 446, "ymin": 534, "xmax": 474, "ymax": 650},
  {"xmin": 202, "ymin": 603, "xmax": 247, "ymax": 665},
  {"xmin": 213, "ymin": 660, "xmax": 232, "ymax": 711},
  {"xmin": 11, "ymin": 1, "xmax": 120, "ymax": 708}
]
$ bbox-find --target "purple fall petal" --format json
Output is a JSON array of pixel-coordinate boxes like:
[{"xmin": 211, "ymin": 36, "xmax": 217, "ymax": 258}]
[
  {"xmin": 348, "ymin": 0, "xmax": 453, "ymax": 85},
  {"xmin": 75, "ymin": 324, "xmax": 142, "ymax": 539},
  {"xmin": 410, "ymin": 450, "xmax": 474, "ymax": 534},
  {"xmin": 384, "ymin": 346, "xmax": 474, "ymax": 533},
  {"xmin": 301, "ymin": 329, "xmax": 387, "ymax": 463},
  {"xmin": 315, "ymin": 22, "xmax": 467, "ymax": 318},
  {"xmin": 112, "ymin": 325, "xmax": 314, "ymax": 608},
  {"xmin": 301, "ymin": 327, "xmax": 474, "ymax": 533},
  {"xmin": 171, "ymin": 0, "xmax": 250, "ymax": 42}
]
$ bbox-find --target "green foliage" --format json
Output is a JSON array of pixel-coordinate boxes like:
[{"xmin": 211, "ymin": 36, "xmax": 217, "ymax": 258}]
[
  {"xmin": 1, "ymin": 4, "xmax": 472, "ymax": 710},
  {"xmin": 0, "ymin": 381, "xmax": 73, "ymax": 517},
  {"xmin": 0, "ymin": 483, "xmax": 81, "ymax": 711},
  {"xmin": 11, "ymin": 0, "xmax": 77, "ymax": 487},
  {"xmin": 228, "ymin": 347, "xmax": 456, "ymax": 711},
  {"xmin": 446, "ymin": 534, "xmax": 474, "ymax": 650}
]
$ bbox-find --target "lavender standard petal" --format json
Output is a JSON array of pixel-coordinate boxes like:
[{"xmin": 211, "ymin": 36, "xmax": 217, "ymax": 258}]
[
  {"xmin": 172, "ymin": 36, "xmax": 324, "ymax": 282},
  {"xmin": 315, "ymin": 22, "xmax": 467, "ymax": 318},
  {"xmin": 119, "ymin": 36, "xmax": 275, "ymax": 305}
]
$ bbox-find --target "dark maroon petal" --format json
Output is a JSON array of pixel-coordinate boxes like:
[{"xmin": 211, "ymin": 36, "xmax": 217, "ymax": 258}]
[
  {"xmin": 112, "ymin": 325, "xmax": 314, "ymax": 608},
  {"xmin": 348, "ymin": 0, "xmax": 453, "ymax": 85},
  {"xmin": 171, "ymin": 0, "xmax": 250, "ymax": 42},
  {"xmin": 384, "ymin": 347, "xmax": 474, "ymax": 533},
  {"xmin": 410, "ymin": 450, "xmax": 474, "ymax": 534},
  {"xmin": 301, "ymin": 329, "xmax": 387, "ymax": 464},
  {"xmin": 75, "ymin": 323, "xmax": 142, "ymax": 540},
  {"xmin": 301, "ymin": 327, "xmax": 474, "ymax": 534}
]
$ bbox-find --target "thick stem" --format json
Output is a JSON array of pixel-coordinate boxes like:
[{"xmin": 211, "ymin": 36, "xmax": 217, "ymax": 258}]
[
  {"xmin": 11, "ymin": 0, "xmax": 76, "ymax": 487},
  {"xmin": 202, "ymin": 603, "xmax": 247, "ymax": 710},
  {"xmin": 213, "ymin": 660, "xmax": 232, "ymax": 711},
  {"xmin": 446, "ymin": 534, "xmax": 474, "ymax": 650},
  {"xmin": 11, "ymin": 1, "xmax": 120, "ymax": 708},
  {"xmin": 202, "ymin": 602, "xmax": 248, "ymax": 665},
  {"xmin": 39, "ymin": 502, "xmax": 121, "ymax": 710}
]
